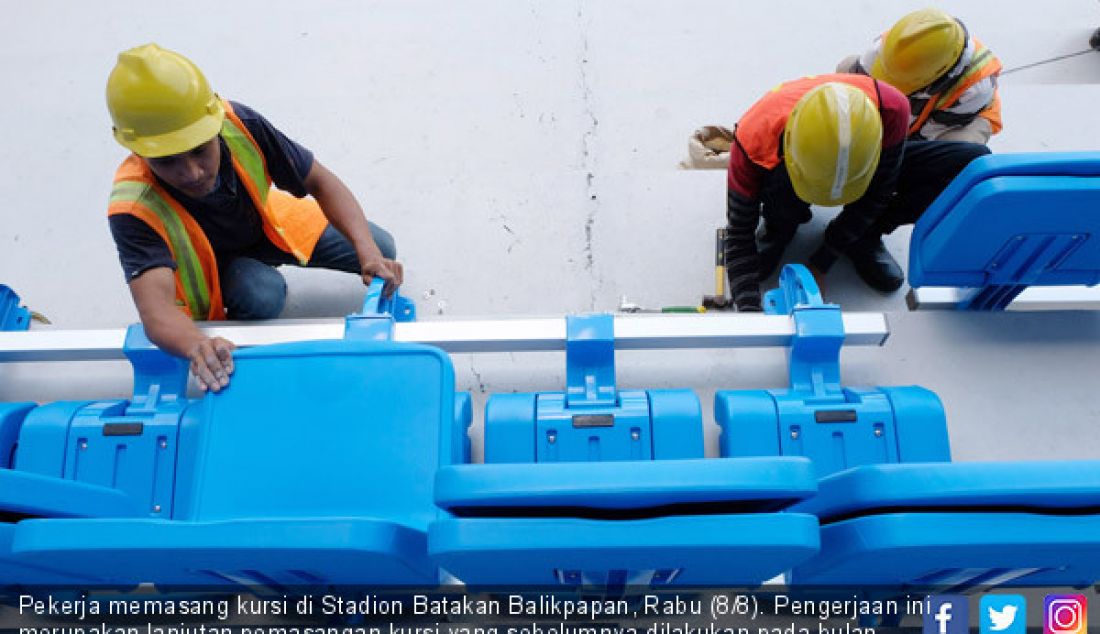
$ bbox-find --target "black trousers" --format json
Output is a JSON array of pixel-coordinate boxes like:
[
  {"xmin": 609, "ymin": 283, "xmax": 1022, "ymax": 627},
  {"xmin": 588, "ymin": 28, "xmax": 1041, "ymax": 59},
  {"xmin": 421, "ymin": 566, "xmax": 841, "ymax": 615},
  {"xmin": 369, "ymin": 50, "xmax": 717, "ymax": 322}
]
[{"xmin": 759, "ymin": 140, "xmax": 991, "ymax": 242}]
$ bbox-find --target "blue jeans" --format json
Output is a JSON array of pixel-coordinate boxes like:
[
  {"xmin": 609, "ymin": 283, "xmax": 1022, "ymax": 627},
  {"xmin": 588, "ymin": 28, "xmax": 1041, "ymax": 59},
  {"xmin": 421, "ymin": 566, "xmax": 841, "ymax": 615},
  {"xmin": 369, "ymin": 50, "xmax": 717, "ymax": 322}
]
[{"xmin": 221, "ymin": 223, "xmax": 396, "ymax": 320}]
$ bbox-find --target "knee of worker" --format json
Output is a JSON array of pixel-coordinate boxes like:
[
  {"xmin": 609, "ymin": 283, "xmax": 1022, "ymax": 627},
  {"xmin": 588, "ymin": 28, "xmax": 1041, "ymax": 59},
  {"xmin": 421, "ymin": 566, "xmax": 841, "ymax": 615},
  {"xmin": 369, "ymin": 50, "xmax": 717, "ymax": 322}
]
[
  {"xmin": 937, "ymin": 142, "xmax": 993, "ymax": 179},
  {"xmin": 370, "ymin": 222, "xmax": 397, "ymax": 260},
  {"xmin": 222, "ymin": 258, "xmax": 288, "ymax": 320}
]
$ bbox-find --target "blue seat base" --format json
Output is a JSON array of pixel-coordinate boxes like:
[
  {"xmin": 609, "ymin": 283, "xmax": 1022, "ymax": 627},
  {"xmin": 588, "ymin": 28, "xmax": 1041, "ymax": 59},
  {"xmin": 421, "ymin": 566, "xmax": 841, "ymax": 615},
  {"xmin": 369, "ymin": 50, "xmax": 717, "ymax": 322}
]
[
  {"xmin": 792, "ymin": 461, "xmax": 1100, "ymax": 520},
  {"xmin": 430, "ymin": 514, "xmax": 819, "ymax": 587},
  {"xmin": 793, "ymin": 512, "xmax": 1100, "ymax": 587},
  {"xmin": 791, "ymin": 461, "xmax": 1100, "ymax": 586},
  {"xmin": 12, "ymin": 518, "xmax": 437, "ymax": 586},
  {"xmin": 1, "ymin": 524, "xmax": 116, "ymax": 586},
  {"xmin": 436, "ymin": 457, "xmax": 816, "ymax": 513}
]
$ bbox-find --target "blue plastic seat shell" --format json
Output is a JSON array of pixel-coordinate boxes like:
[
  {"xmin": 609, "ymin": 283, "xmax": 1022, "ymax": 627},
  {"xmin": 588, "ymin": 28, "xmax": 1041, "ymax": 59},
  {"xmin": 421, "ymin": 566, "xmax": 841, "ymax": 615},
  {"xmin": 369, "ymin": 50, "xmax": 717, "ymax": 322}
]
[
  {"xmin": 12, "ymin": 518, "xmax": 438, "ymax": 586},
  {"xmin": 792, "ymin": 512, "xmax": 1100, "ymax": 586},
  {"xmin": 791, "ymin": 461, "xmax": 1100, "ymax": 520},
  {"xmin": 910, "ymin": 152, "xmax": 1100, "ymax": 288},
  {"xmin": 11, "ymin": 339, "xmax": 458, "ymax": 587},
  {"xmin": 1, "ymin": 525, "xmax": 113, "ymax": 586},
  {"xmin": 435, "ymin": 456, "xmax": 817, "ymax": 512},
  {"xmin": 0, "ymin": 402, "xmax": 34, "ymax": 469}
]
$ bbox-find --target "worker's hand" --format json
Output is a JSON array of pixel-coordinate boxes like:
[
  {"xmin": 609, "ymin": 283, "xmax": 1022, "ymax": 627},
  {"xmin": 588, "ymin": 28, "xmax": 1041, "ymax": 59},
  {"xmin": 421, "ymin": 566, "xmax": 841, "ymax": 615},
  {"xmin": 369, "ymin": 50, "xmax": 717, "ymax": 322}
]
[
  {"xmin": 359, "ymin": 254, "xmax": 404, "ymax": 297},
  {"xmin": 187, "ymin": 336, "xmax": 236, "ymax": 393}
]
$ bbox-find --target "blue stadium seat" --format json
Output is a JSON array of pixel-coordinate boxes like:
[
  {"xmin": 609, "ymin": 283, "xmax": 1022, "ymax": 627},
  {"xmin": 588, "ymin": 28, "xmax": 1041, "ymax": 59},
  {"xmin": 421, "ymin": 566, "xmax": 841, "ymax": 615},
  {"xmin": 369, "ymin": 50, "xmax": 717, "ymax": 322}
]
[
  {"xmin": 909, "ymin": 152, "xmax": 1100, "ymax": 310},
  {"xmin": 430, "ymin": 311, "xmax": 820, "ymax": 587},
  {"xmin": 6, "ymin": 281, "xmax": 456, "ymax": 587},
  {"xmin": 719, "ymin": 265, "xmax": 1100, "ymax": 587}
]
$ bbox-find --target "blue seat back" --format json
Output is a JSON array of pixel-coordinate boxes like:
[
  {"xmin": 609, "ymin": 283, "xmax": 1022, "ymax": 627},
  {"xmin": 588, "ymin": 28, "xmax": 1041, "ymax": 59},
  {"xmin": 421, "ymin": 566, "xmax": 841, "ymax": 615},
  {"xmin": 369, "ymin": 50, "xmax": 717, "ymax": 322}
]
[
  {"xmin": 173, "ymin": 340, "xmax": 459, "ymax": 531},
  {"xmin": 910, "ymin": 153, "xmax": 1100, "ymax": 307},
  {"xmin": 11, "ymin": 326, "xmax": 192, "ymax": 519},
  {"xmin": 483, "ymin": 314, "xmax": 703, "ymax": 463},
  {"xmin": 720, "ymin": 265, "xmax": 951, "ymax": 478}
]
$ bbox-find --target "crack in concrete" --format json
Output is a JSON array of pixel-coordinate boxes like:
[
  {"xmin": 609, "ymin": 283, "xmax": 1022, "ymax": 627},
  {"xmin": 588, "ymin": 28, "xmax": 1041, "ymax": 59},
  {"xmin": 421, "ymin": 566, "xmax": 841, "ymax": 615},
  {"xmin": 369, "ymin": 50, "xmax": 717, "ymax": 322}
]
[
  {"xmin": 469, "ymin": 357, "xmax": 487, "ymax": 394},
  {"xmin": 578, "ymin": 1, "xmax": 600, "ymax": 310}
]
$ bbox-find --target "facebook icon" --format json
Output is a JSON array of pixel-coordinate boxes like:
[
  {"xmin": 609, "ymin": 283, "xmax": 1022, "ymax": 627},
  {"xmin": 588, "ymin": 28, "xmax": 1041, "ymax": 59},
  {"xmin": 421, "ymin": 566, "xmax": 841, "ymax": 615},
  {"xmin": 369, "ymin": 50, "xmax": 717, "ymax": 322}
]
[{"xmin": 925, "ymin": 595, "xmax": 970, "ymax": 634}]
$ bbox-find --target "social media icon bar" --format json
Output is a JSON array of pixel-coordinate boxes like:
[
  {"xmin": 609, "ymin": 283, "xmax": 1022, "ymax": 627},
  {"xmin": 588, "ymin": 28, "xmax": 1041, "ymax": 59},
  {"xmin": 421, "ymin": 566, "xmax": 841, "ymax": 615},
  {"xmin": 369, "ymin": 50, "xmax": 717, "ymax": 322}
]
[
  {"xmin": 925, "ymin": 595, "xmax": 970, "ymax": 634},
  {"xmin": 1045, "ymin": 594, "xmax": 1087, "ymax": 634},
  {"xmin": 981, "ymin": 595, "xmax": 1026, "ymax": 634}
]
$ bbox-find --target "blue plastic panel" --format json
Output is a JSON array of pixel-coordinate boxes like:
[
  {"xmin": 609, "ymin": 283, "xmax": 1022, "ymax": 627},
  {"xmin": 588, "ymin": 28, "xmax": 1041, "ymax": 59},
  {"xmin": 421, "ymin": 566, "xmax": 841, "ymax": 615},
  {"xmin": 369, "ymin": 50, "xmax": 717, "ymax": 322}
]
[
  {"xmin": 718, "ymin": 387, "xmax": 949, "ymax": 478},
  {"xmin": 64, "ymin": 400, "xmax": 184, "ymax": 518},
  {"xmin": 0, "ymin": 469, "xmax": 140, "ymax": 518},
  {"xmin": 648, "ymin": 389, "xmax": 705, "ymax": 459},
  {"xmin": 715, "ymin": 390, "xmax": 780, "ymax": 457},
  {"xmin": 13, "ymin": 339, "xmax": 456, "ymax": 586},
  {"xmin": 910, "ymin": 153, "xmax": 1100, "ymax": 289},
  {"xmin": 1, "ymin": 525, "xmax": 111, "ymax": 586},
  {"xmin": 489, "ymin": 390, "xmax": 704, "ymax": 463},
  {"xmin": 176, "ymin": 340, "xmax": 455, "ymax": 526},
  {"xmin": 0, "ymin": 285, "xmax": 31, "ymax": 331},
  {"xmin": 13, "ymin": 518, "xmax": 436, "ymax": 586},
  {"xmin": 452, "ymin": 393, "xmax": 473, "ymax": 465},
  {"xmin": 435, "ymin": 456, "xmax": 816, "ymax": 512},
  {"xmin": 430, "ymin": 513, "xmax": 819, "ymax": 587},
  {"xmin": 484, "ymin": 393, "xmax": 537, "ymax": 463},
  {"xmin": 792, "ymin": 461, "xmax": 1100, "ymax": 520},
  {"xmin": 14, "ymin": 401, "xmax": 93, "ymax": 476},
  {"xmin": 773, "ymin": 388, "xmax": 898, "ymax": 478},
  {"xmin": 792, "ymin": 512, "xmax": 1100, "ymax": 587},
  {"xmin": 0, "ymin": 402, "xmax": 35, "ymax": 469},
  {"xmin": 881, "ymin": 386, "xmax": 952, "ymax": 463},
  {"xmin": 535, "ymin": 390, "xmax": 653, "ymax": 462}
]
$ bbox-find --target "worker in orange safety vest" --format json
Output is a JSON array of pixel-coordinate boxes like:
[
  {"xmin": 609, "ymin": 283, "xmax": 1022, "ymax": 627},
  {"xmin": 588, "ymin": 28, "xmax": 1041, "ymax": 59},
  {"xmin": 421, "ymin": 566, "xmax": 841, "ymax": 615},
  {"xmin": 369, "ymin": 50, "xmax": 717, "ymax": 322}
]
[
  {"xmin": 837, "ymin": 7, "xmax": 1003, "ymax": 144},
  {"xmin": 106, "ymin": 44, "xmax": 403, "ymax": 392}
]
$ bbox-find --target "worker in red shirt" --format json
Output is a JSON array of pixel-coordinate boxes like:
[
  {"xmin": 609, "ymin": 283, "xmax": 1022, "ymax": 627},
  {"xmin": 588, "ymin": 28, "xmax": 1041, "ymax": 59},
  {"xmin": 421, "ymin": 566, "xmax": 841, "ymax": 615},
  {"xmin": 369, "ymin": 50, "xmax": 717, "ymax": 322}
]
[{"xmin": 725, "ymin": 74, "xmax": 989, "ymax": 310}]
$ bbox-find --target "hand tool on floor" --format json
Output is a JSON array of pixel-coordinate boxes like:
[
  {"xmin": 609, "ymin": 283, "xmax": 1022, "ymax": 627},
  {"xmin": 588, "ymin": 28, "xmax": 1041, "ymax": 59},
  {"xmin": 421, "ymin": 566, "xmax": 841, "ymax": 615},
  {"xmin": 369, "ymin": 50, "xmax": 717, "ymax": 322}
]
[
  {"xmin": 702, "ymin": 227, "xmax": 733, "ymax": 310},
  {"xmin": 619, "ymin": 297, "xmax": 705, "ymax": 314}
]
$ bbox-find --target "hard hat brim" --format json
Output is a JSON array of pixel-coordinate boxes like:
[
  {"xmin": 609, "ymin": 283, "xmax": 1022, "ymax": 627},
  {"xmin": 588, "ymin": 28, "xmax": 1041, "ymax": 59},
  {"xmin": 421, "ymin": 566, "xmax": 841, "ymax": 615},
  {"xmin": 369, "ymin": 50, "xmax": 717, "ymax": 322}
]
[{"xmin": 114, "ymin": 101, "xmax": 225, "ymax": 158}]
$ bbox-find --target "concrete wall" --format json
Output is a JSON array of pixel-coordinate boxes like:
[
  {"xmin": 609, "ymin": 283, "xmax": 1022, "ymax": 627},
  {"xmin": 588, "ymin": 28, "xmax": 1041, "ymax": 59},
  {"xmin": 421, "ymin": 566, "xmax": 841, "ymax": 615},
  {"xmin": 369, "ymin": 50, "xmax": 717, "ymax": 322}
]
[{"xmin": 1, "ymin": 1, "xmax": 1099, "ymax": 461}]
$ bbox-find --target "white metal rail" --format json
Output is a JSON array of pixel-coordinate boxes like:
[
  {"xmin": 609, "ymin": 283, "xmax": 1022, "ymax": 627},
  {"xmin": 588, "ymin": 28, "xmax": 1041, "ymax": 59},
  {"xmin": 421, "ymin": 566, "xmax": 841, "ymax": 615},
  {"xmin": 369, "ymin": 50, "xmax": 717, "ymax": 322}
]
[{"xmin": 907, "ymin": 286, "xmax": 1100, "ymax": 311}]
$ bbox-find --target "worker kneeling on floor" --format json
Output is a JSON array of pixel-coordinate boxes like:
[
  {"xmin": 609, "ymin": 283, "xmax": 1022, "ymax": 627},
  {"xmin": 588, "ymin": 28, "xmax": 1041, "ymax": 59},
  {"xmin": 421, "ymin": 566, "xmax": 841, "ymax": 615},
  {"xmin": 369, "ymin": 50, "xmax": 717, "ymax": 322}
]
[
  {"xmin": 105, "ymin": 44, "xmax": 403, "ymax": 391},
  {"xmin": 724, "ymin": 73, "xmax": 989, "ymax": 311}
]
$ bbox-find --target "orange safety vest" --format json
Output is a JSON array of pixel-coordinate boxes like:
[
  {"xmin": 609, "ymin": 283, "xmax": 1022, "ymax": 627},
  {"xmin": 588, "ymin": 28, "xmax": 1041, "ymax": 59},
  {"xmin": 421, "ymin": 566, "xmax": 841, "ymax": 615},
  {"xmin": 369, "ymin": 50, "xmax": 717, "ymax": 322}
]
[
  {"xmin": 734, "ymin": 74, "xmax": 883, "ymax": 170},
  {"xmin": 909, "ymin": 38, "xmax": 1003, "ymax": 137},
  {"xmin": 107, "ymin": 100, "xmax": 328, "ymax": 320}
]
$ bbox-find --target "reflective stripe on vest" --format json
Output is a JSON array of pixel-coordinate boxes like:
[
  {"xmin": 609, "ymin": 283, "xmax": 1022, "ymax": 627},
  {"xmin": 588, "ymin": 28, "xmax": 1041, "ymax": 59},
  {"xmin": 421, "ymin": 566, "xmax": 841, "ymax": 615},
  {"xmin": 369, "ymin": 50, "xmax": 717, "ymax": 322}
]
[
  {"xmin": 909, "ymin": 42, "xmax": 997, "ymax": 136},
  {"xmin": 109, "ymin": 181, "xmax": 212, "ymax": 319},
  {"xmin": 221, "ymin": 101, "xmax": 310, "ymax": 265},
  {"xmin": 219, "ymin": 115, "xmax": 271, "ymax": 207}
]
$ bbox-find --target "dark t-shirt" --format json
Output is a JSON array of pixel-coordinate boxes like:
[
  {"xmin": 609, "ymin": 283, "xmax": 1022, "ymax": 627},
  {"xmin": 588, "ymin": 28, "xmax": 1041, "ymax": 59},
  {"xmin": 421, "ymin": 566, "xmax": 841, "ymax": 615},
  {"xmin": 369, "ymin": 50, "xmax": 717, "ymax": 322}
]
[{"xmin": 108, "ymin": 101, "xmax": 315, "ymax": 281}]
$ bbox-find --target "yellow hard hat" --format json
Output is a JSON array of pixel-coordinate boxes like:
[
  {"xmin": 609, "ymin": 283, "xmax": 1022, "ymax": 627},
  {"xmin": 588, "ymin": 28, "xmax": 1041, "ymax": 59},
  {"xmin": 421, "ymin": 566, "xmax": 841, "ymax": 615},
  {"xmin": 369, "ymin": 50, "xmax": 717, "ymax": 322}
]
[
  {"xmin": 106, "ymin": 43, "xmax": 225, "ymax": 158},
  {"xmin": 872, "ymin": 8, "xmax": 966, "ymax": 95},
  {"xmin": 784, "ymin": 83, "xmax": 883, "ymax": 207}
]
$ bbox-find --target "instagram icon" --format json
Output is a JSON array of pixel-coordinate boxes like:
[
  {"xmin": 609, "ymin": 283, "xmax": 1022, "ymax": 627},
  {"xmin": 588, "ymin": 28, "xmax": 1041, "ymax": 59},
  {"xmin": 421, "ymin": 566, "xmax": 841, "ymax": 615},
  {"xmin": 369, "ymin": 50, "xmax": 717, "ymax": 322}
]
[{"xmin": 1045, "ymin": 595, "xmax": 1087, "ymax": 634}]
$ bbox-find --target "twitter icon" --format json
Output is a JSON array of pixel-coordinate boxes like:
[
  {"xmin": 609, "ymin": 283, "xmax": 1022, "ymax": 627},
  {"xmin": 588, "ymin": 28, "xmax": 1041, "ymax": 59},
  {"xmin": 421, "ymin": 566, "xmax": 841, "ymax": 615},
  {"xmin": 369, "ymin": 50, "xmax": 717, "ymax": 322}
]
[{"xmin": 981, "ymin": 595, "xmax": 1026, "ymax": 634}]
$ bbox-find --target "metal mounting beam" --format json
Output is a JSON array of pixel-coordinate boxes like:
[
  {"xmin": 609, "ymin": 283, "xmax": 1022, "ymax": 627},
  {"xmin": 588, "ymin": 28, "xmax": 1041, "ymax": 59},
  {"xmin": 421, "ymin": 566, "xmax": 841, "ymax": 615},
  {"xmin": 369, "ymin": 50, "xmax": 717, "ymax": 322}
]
[
  {"xmin": 907, "ymin": 286, "xmax": 1100, "ymax": 311},
  {"xmin": 0, "ymin": 312, "xmax": 889, "ymax": 363}
]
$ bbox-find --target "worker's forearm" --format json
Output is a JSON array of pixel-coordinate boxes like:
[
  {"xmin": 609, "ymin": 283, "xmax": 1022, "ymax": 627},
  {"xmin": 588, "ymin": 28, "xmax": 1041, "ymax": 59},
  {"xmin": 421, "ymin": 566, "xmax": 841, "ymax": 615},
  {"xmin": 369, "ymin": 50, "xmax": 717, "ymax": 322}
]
[
  {"xmin": 311, "ymin": 175, "xmax": 381, "ymax": 263},
  {"xmin": 141, "ymin": 303, "xmax": 208, "ymax": 359}
]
